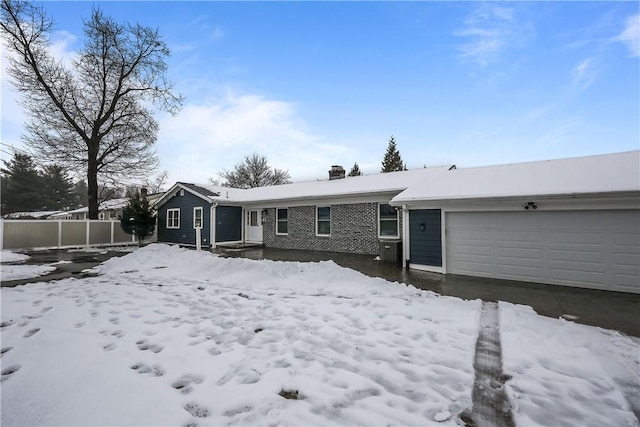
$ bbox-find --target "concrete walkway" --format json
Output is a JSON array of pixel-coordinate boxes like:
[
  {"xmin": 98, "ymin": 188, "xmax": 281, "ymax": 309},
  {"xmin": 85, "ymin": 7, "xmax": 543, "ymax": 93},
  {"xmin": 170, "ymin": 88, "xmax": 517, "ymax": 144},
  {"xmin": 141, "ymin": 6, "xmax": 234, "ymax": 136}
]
[{"xmin": 214, "ymin": 246, "xmax": 640, "ymax": 337}]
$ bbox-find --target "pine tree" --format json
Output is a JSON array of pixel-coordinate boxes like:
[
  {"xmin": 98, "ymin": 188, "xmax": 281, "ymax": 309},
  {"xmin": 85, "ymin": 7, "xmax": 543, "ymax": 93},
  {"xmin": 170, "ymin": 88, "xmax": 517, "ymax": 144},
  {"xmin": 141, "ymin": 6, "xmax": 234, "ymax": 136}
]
[
  {"xmin": 41, "ymin": 165, "xmax": 75, "ymax": 211},
  {"xmin": 347, "ymin": 162, "xmax": 363, "ymax": 177},
  {"xmin": 0, "ymin": 153, "xmax": 44, "ymax": 214},
  {"xmin": 120, "ymin": 190, "xmax": 156, "ymax": 246},
  {"xmin": 381, "ymin": 135, "xmax": 406, "ymax": 173}
]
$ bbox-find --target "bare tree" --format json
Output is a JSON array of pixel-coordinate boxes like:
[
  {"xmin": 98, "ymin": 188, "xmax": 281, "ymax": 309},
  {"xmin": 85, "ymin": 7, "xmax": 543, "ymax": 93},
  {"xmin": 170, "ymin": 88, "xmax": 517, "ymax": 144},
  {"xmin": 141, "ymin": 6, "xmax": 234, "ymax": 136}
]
[
  {"xmin": 143, "ymin": 170, "xmax": 169, "ymax": 194},
  {"xmin": 217, "ymin": 153, "xmax": 291, "ymax": 189},
  {"xmin": 1, "ymin": 1, "xmax": 182, "ymax": 218}
]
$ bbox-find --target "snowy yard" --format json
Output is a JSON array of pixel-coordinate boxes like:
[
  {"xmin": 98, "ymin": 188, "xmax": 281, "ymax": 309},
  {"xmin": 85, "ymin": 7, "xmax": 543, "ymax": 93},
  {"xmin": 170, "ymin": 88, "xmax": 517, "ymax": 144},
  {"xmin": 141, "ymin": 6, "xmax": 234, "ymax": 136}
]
[{"xmin": 1, "ymin": 244, "xmax": 638, "ymax": 426}]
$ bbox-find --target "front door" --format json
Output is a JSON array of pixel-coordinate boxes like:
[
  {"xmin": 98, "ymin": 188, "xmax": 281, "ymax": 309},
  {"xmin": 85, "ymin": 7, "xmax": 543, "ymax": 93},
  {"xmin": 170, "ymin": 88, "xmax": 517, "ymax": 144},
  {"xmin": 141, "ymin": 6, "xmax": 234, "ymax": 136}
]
[{"xmin": 246, "ymin": 210, "xmax": 263, "ymax": 242}]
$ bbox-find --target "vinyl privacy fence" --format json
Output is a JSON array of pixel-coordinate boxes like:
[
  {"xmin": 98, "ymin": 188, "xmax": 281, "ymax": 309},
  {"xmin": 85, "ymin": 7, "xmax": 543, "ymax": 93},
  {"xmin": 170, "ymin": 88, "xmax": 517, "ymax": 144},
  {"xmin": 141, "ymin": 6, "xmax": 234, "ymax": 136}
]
[{"xmin": 0, "ymin": 220, "xmax": 139, "ymax": 250}]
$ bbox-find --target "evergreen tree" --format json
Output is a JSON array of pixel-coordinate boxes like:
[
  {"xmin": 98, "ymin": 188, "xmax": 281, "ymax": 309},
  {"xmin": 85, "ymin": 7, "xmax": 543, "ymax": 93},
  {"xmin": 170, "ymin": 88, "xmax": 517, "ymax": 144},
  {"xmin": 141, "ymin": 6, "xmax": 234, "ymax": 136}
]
[
  {"xmin": 347, "ymin": 162, "xmax": 363, "ymax": 177},
  {"xmin": 1, "ymin": 153, "xmax": 43, "ymax": 214},
  {"xmin": 72, "ymin": 180, "xmax": 89, "ymax": 208},
  {"xmin": 120, "ymin": 190, "xmax": 156, "ymax": 246},
  {"xmin": 41, "ymin": 165, "xmax": 75, "ymax": 211},
  {"xmin": 381, "ymin": 135, "xmax": 406, "ymax": 173}
]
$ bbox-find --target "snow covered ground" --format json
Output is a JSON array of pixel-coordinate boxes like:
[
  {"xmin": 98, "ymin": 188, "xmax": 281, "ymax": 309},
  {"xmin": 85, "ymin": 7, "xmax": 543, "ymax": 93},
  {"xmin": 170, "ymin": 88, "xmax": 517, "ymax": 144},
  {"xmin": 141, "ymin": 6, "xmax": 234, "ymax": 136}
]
[
  {"xmin": 1, "ymin": 244, "xmax": 638, "ymax": 427},
  {"xmin": 0, "ymin": 250, "xmax": 56, "ymax": 281}
]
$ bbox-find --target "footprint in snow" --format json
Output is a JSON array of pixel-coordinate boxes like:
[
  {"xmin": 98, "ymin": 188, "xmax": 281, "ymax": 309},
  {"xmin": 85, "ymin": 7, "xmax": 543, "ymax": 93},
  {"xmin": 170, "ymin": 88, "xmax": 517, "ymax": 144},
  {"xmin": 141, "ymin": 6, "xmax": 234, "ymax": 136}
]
[
  {"xmin": 171, "ymin": 374, "xmax": 205, "ymax": 395},
  {"xmin": 136, "ymin": 339, "xmax": 164, "ymax": 353},
  {"xmin": 24, "ymin": 328, "xmax": 40, "ymax": 338},
  {"xmin": 103, "ymin": 343, "xmax": 117, "ymax": 351},
  {"xmin": 41, "ymin": 306, "xmax": 53, "ymax": 313},
  {"xmin": 184, "ymin": 403, "xmax": 210, "ymax": 418},
  {"xmin": 1, "ymin": 365, "xmax": 21, "ymax": 382},
  {"xmin": 0, "ymin": 347, "xmax": 13, "ymax": 358},
  {"xmin": 1, "ymin": 320, "xmax": 15, "ymax": 328},
  {"xmin": 130, "ymin": 362, "xmax": 165, "ymax": 377},
  {"xmin": 75, "ymin": 322, "xmax": 86, "ymax": 328}
]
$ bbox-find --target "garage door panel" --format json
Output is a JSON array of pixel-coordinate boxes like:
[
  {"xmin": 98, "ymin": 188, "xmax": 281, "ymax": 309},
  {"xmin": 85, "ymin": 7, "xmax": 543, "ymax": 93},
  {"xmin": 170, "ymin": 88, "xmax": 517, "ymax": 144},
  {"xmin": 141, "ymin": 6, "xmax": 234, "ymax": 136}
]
[
  {"xmin": 549, "ymin": 249, "xmax": 604, "ymax": 263},
  {"xmin": 494, "ymin": 247, "xmax": 543, "ymax": 259},
  {"xmin": 446, "ymin": 210, "xmax": 640, "ymax": 293}
]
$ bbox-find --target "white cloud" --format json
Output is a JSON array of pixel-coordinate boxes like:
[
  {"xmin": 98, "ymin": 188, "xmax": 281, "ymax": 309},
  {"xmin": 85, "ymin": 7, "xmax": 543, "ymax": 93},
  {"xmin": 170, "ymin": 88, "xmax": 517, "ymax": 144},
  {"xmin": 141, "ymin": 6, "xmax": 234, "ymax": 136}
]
[
  {"xmin": 572, "ymin": 58, "xmax": 597, "ymax": 89},
  {"xmin": 455, "ymin": 4, "xmax": 532, "ymax": 67},
  {"xmin": 616, "ymin": 14, "xmax": 640, "ymax": 57},
  {"xmin": 157, "ymin": 89, "xmax": 355, "ymax": 184}
]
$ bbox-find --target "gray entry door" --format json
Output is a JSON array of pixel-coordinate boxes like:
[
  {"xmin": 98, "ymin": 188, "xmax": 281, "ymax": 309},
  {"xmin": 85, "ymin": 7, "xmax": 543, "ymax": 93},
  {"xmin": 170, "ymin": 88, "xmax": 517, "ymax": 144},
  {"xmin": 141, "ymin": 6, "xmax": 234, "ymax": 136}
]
[{"xmin": 409, "ymin": 209, "xmax": 442, "ymax": 267}]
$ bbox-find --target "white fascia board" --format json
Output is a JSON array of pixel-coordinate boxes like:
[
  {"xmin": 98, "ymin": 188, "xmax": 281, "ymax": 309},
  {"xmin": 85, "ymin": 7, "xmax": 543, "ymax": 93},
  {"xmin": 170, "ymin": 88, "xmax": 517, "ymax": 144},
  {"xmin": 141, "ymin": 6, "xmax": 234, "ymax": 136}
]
[
  {"xmin": 242, "ymin": 191, "xmax": 403, "ymax": 209},
  {"xmin": 153, "ymin": 183, "xmax": 213, "ymax": 207},
  {"xmin": 397, "ymin": 191, "xmax": 640, "ymax": 211}
]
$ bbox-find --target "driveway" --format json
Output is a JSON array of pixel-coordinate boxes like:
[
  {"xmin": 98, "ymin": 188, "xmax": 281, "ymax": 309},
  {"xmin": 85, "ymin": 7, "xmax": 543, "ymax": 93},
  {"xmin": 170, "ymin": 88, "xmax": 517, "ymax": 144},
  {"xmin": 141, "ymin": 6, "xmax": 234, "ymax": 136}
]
[{"xmin": 1, "ymin": 246, "xmax": 135, "ymax": 287}]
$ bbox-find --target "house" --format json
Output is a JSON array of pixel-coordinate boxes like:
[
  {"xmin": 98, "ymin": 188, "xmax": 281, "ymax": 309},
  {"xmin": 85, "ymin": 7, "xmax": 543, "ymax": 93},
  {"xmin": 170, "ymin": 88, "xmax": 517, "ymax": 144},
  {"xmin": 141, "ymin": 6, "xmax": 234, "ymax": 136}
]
[
  {"xmin": 48, "ymin": 191, "xmax": 164, "ymax": 221},
  {"xmin": 3, "ymin": 211, "xmax": 64, "ymax": 219},
  {"xmin": 49, "ymin": 198, "xmax": 131, "ymax": 220},
  {"xmin": 156, "ymin": 151, "xmax": 639, "ymax": 294},
  {"xmin": 390, "ymin": 151, "xmax": 640, "ymax": 294},
  {"xmin": 154, "ymin": 165, "xmax": 453, "ymax": 253}
]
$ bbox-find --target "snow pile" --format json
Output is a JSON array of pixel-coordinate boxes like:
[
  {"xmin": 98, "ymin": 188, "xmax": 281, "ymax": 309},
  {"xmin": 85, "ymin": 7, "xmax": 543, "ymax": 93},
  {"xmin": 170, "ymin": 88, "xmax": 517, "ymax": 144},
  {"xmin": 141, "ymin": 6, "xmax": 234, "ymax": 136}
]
[
  {"xmin": 1, "ymin": 250, "xmax": 30, "ymax": 263},
  {"xmin": 2, "ymin": 244, "xmax": 481, "ymax": 426},
  {"xmin": 1, "ymin": 250, "xmax": 56, "ymax": 281}
]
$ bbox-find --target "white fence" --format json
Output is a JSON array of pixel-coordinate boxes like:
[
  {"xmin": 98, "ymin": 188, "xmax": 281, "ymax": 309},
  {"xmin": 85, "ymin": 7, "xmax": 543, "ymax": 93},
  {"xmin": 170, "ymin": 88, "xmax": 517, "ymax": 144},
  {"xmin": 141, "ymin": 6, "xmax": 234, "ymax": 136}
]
[{"xmin": 0, "ymin": 219, "xmax": 139, "ymax": 250}]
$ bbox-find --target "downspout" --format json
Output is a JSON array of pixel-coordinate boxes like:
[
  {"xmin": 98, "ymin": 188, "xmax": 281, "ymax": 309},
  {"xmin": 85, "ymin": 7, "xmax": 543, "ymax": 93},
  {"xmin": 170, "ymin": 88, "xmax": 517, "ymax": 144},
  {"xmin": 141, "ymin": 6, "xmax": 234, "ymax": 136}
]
[
  {"xmin": 402, "ymin": 205, "xmax": 409, "ymax": 269},
  {"xmin": 210, "ymin": 203, "xmax": 218, "ymax": 249}
]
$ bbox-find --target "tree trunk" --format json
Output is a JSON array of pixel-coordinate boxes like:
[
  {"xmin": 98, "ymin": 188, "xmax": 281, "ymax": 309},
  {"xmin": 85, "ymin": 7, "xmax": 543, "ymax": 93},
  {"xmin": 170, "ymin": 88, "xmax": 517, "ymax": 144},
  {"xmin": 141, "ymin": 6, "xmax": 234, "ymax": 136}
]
[{"xmin": 87, "ymin": 144, "xmax": 99, "ymax": 220}]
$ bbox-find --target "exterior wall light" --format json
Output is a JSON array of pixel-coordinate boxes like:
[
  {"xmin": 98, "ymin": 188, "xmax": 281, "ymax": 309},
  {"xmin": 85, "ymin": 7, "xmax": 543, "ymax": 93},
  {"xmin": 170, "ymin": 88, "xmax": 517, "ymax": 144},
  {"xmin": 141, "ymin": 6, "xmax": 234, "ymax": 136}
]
[{"xmin": 524, "ymin": 202, "xmax": 538, "ymax": 210}]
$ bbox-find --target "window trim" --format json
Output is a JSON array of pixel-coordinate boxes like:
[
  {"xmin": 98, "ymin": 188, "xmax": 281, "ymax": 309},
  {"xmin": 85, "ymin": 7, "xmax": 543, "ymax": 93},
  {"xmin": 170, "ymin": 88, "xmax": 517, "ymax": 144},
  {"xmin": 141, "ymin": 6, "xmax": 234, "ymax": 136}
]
[
  {"xmin": 193, "ymin": 206, "xmax": 203, "ymax": 229},
  {"xmin": 378, "ymin": 203, "xmax": 399, "ymax": 239},
  {"xmin": 316, "ymin": 206, "xmax": 331, "ymax": 236},
  {"xmin": 276, "ymin": 208, "xmax": 288, "ymax": 235},
  {"xmin": 166, "ymin": 208, "xmax": 180, "ymax": 229}
]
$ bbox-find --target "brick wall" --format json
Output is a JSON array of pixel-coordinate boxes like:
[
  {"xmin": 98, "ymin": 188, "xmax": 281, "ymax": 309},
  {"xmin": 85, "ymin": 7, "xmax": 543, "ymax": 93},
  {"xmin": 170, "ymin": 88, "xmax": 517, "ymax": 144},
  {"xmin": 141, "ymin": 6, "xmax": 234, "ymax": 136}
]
[{"xmin": 263, "ymin": 203, "xmax": 402, "ymax": 255}]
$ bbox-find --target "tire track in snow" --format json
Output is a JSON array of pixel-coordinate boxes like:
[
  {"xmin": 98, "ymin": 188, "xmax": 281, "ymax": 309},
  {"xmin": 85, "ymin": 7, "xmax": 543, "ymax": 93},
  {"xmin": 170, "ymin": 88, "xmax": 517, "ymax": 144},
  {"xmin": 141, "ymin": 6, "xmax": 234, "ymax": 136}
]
[{"xmin": 469, "ymin": 301, "xmax": 514, "ymax": 427}]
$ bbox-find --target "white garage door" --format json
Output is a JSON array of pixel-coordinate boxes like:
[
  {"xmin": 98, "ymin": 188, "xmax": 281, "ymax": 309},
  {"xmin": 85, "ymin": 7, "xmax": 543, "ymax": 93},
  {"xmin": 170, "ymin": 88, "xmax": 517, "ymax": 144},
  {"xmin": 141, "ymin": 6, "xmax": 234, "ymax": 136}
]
[{"xmin": 446, "ymin": 210, "xmax": 640, "ymax": 293}]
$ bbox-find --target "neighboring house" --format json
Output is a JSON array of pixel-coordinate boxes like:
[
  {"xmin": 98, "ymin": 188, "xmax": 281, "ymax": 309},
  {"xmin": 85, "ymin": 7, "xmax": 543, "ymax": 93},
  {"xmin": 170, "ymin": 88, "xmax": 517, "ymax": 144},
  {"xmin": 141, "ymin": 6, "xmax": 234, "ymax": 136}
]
[
  {"xmin": 3, "ymin": 211, "xmax": 63, "ymax": 219},
  {"xmin": 390, "ymin": 151, "xmax": 640, "ymax": 294},
  {"xmin": 156, "ymin": 151, "xmax": 640, "ymax": 294},
  {"xmin": 49, "ymin": 198, "xmax": 130, "ymax": 220}
]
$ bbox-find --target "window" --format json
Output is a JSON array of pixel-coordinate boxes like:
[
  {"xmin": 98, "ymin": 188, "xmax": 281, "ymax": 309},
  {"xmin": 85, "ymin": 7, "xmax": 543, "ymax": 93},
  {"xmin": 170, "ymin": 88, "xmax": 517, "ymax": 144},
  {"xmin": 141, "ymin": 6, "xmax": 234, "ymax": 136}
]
[
  {"xmin": 276, "ymin": 208, "xmax": 288, "ymax": 235},
  {"xmin": 249, "ymin": 210, "xmax": 258, "ymax": 226},
  {"xmin": 167, "ymin": 208, "xmax": 180, "ymax": 229},
  {"xmin": 316, "ymin": 206, "xmax": 331, "ymax": 236},
  {"xmin": 193, "ymin": 207, "xmax": 203, "ymax": 229},
  {"xmin": 98, "ymin": 212, "xmax": 104, "ymax": 221},
  {"xmin": 379, "ymin": 204, "xmax": 399, "ymax": 238}
]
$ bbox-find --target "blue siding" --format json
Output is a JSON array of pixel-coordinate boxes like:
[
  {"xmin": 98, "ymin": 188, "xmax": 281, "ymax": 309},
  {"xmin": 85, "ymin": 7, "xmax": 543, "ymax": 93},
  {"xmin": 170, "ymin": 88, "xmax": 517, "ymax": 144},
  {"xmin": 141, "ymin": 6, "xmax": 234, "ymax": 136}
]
[
  {"xmin": 157, "ymin": 191, "xmax": 211, "ymax": 247},
  {"xmin": 216, "ymin": 206, "xmax": 242, "ymax": 242},
  {"xmin": 409, "ymin": 209, "xmax": 442, "ymax": 267}
]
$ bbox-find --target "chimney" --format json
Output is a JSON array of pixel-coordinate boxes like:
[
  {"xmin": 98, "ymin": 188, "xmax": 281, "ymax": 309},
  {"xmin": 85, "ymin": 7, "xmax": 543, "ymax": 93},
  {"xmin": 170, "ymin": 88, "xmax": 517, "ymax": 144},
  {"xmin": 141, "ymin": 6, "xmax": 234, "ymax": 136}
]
[{"xmin": 329, "ymin": 165, "xmax": 345, "ymax": 180}]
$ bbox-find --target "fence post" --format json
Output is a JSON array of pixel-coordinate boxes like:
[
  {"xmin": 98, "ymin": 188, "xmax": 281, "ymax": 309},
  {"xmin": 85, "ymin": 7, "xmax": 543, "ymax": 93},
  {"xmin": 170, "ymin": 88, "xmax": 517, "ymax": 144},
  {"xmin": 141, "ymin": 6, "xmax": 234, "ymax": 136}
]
[
  {"xmin": 57, "ymin": 221, "xmax": 62, "ymax": 248},
  {"xmin": 86, "ymin": 221, "xmax": 90, "ymax": 247},
  {"xmin": 111, "ymin": 221, "xmax": 115, "ymax": 245},
  {"xmin": 195, "ymin": 227, "xmax": 202, "ymax": 251},
  {"xmin": 0, "ymin": 219, "xmax": 3, "ymax": 251}
]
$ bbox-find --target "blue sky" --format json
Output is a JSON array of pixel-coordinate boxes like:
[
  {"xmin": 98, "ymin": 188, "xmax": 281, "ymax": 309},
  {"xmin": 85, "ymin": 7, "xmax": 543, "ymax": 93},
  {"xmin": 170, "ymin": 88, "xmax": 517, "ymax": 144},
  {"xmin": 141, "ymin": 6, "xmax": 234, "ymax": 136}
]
[{"xmin": 1, "ymin": 1, "xmax": 638, "ymax": 185}]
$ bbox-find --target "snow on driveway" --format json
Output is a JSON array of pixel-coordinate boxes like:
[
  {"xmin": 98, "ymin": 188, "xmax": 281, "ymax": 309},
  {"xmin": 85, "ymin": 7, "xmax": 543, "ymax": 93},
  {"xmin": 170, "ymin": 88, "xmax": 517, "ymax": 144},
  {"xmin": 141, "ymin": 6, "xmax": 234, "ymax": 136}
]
[
  {"xmin": 1, "ymin": 244, "xmax": 638, "ymax": 427},
  {"xmin": 1, "ymin": 250, "xmax": 56, "ymax": 281}
]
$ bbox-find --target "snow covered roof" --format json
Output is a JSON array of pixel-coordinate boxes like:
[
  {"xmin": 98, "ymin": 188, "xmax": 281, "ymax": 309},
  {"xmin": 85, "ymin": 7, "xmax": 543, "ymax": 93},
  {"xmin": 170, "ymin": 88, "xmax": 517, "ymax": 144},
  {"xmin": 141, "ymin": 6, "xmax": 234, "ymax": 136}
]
[
  {"xmin": 49, "ymin": 198, "xmax": 130, "ymax": 217},
  {"xmin": 3, "ymin": 211, "xmax": 63, "ymax": 219},
  {"xmin": 391, "ymin": 151, "xmax": 640, "ymax": 204},
  {"xmin": 185, "ymin": 166, "xmax": 454, "ymax": 204}
]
